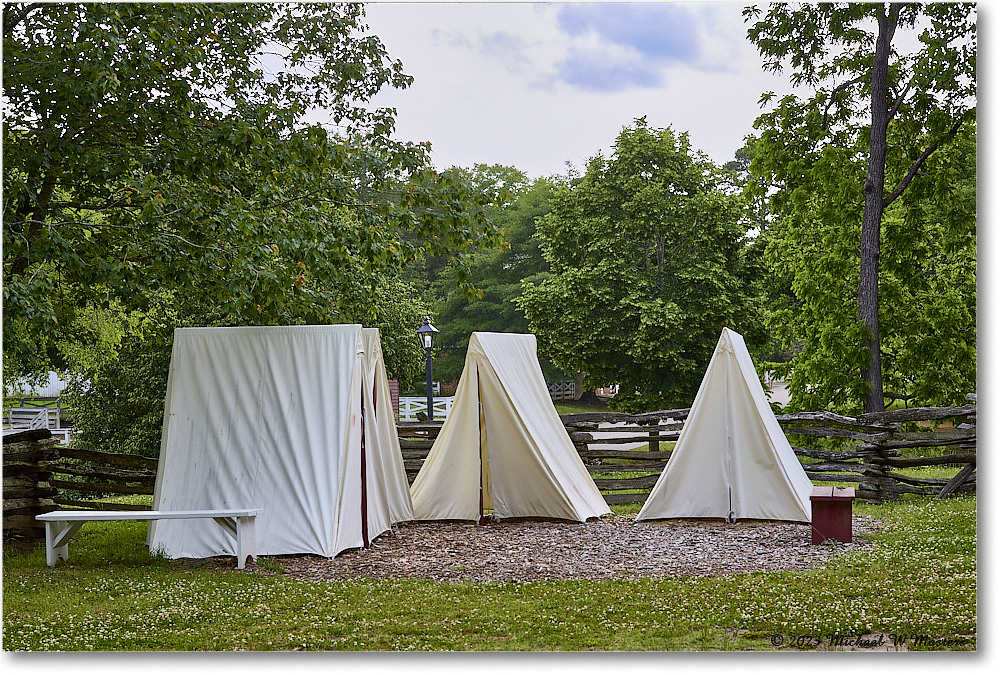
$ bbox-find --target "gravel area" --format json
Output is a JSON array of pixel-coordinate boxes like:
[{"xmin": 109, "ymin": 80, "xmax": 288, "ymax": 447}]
[{"xmin": 248, "ymin": 514, "xmax": 882, "ymax": 582}]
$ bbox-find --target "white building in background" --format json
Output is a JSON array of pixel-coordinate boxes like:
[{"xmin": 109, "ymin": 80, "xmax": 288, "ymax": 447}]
[{"xmin": 7, "ymin": 371, "xmax": 69, "ymax": 398}]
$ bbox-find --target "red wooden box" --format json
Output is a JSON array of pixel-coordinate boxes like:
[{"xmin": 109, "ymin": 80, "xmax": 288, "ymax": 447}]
[{"xmin": 810, "ymin": 486, "xmax": 855, "ymax": 544}]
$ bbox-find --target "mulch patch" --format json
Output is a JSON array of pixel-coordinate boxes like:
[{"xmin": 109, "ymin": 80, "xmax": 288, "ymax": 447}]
[{"xmin": 238, "ymin": 513, "xmax": 882, "ymax": 582}]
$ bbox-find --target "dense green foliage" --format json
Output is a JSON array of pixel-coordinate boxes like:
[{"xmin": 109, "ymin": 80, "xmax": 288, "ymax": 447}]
[
  {"xmin": 875, "ymin": 129, "xmax": 976, "ymax": 405},
  {"xmin": 744, "ymin": 3, "xmax": 977, "ymax": 411},
  {"xmin": 425, "ymin": 169, "xmax": 569, "ymax": 383},
  {"xmin": 2, "ymin": 494, "xmax": 976, "ymax": 650},
  {"xmin": 59, "ymin": 297, "xmax": 179, "ymax": 456},
  {"xmin": 2, "ymin": 3, "xmax": 501, "ymax": 389},
  {"xmin": 757, "ymin": 126, "xmax": 976, "ymax": 411},
  {"xmin": 518, "ymin": 119, "xmax": 766, "ymax": 411}
]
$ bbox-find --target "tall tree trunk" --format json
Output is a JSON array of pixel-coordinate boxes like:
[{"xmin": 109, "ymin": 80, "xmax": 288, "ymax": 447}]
[
  {"xmin": 858, "ymin": 5, "xmax": 899, "ymax": 414},
  {"xmin": 8, "ymin": 165, "xmax": 58, "ymax": 278}
]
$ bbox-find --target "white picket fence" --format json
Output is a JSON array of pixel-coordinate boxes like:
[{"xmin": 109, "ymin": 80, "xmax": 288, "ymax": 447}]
[{"xmin": 398, "ymin": 397, "xmax": 455, "ymax": 421}]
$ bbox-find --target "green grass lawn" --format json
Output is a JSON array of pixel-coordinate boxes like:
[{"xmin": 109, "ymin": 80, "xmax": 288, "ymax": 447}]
[
  {"xmin": 2, "ymin": 490, "xmax": 976, "ymax": 651},
  {"xmin": 554, "ymin": 402, "xmax": 610, "ymax": 415}
]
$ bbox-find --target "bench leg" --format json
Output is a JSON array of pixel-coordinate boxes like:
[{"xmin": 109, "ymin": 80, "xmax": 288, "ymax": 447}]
[
  {"xmin": 236, "ymin": 516, "xmax": 257, "ymax": 569},
  {"xmin": 44, "ymin": 521, "xmax": 86, "ymax": 567},
  {"xmin": 44, "ymin": 521, "xmax": 62, "ymax": 567},
  {"xmin": 213, "ymin": 516, "xmax": 257, "ymax": 569}
]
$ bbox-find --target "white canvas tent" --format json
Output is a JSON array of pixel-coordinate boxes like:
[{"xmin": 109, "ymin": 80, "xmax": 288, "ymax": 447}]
[
  {"xmin": 636, "ymin": 328, "xmax": 813, "ymax": 523},
  {"xmin": 148, "ymin": 324, "xmax": 412, "ymax": 560},
  {"xmin": 410, "ymin": 332, "xmax": 610, "ymax": 523}
]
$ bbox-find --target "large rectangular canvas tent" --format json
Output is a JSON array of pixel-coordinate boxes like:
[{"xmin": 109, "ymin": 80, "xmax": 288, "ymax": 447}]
[
  {"xmin": 148, "ymin": 324, "xmax": 412, "ymax": 560},
  {"xmin": 410, "ymin": 332, "xmax": 610, "ymax": 523},
  {"xmin": 636, "ymin": 327, "xmax": 813, "ymax": 523}
]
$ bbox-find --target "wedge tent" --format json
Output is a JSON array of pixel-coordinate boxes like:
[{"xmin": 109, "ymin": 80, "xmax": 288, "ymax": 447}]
[
  {"xmin": 148, "ymin": 324, "xmax": 412, "ymax": 560},
  {"xmin": 410, "ymin": 332, "xmax": 610, "ymax": 522},
  {"xmin": 636, "ymin": 328, "xmax": 813, "ymax": 523}
]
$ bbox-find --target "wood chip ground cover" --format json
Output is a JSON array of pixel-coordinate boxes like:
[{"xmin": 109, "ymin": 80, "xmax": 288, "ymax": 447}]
[{"xmin": 249, "ymin": 514, "xmax": 881, "ymax": 582}]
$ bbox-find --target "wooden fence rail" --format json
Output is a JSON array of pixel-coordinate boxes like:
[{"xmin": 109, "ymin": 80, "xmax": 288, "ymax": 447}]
[
  {"xmin": 4, "ymin": 401, "xmax": 977, "ymax": 541},
  {"xmin": 46, "ymin": 446, "xmax": 158, "ymax": 511},
  {"xmin": 399, "ymin": 401, "xmax": 977, "ymax": 505},
  {"xmin": 3, "ymin": 429, "xmax": 61, "ymax": 540}
]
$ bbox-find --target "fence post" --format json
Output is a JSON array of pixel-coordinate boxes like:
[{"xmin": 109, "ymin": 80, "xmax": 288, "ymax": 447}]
[{"xmin": 3, "ymin": 429, "xmax": 59, "ymax": 543}]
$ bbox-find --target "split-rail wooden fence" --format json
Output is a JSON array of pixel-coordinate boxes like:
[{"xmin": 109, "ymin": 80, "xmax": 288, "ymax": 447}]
[
  {"xmin": 398, "ymin": 399, "xmax": 977, "ymax": 504},
  {"xmin": 3, "ymin": 429, "xmax": 158, "ymax": 541},
  {"xmin": 5, "ymin": 400, "xmax": 976, "ymax": 541}
]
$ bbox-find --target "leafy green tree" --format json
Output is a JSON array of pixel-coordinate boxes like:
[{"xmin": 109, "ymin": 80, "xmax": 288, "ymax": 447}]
[
  {"xmin": 60, "ymin": 296, "xmax": 183, "ymax": 456},
  {"xmin": 517, "ymin": 118, "xmax": 766, "ymax": 412},
  {"xmin": 430, "ymin": 170, "xmax": 569, "ymax": 383},
  {"xmin": 60, "ymin": 275, "xmax": 430, "ymax": 455},
  {"xmin": 744, "ymin": 2, "xmax": 976, "ymax": 411},
  {"xmin": 758, "ymin": 123, "xmax": 976, "ymax": 412},
  {"xmin": 396, "ymin": 164, "xmax": 526, "ymax": 313},
  {"xmin": 3, "ymin": 2, "xmax": 501, "ymax": 378},
  {"xmin": 342, "ymin": 276, "xmax": 431, "ymax": 390}
]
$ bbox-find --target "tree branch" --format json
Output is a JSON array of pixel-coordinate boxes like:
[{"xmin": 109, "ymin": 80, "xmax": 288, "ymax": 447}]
[
  {"xmin": 262, "ymin": 186, "xmax": 380, "ymax": 211},
  {"xmin": 51, "ymin": 195, "xmax": 143, "ymax": 212},
  {"xmin": 7, "ymin": 218, "xmax": 235, "ymax": 259},
  {"xmin": 2, "ymin": 3, "xmax": 46, "ymax": 38},
  {"xmin": 887, "ymin": 77, "xmax": 914, "ymax": 123},
  {"xmin": 883, "ymin": 116, "xmax": 967, "ymax": 209},
  {"xmin": 822, "ymin": 75, "xmax": 866, "ymax": 130}
]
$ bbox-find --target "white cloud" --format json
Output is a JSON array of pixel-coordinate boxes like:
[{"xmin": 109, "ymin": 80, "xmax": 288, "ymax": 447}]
[
  {"xmin": 361, "ymin": 1, "xmax": 796, "ymax": 178},
  {"xmin": 552, "ymin": 3, "xmax": 703, "ymax": 88}
]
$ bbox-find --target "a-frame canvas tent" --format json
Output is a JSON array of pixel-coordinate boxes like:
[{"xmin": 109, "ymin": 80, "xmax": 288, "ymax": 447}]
[
  {"xmin": 410, "ymin": 332, "xmax": 610, "ymax": 523},
  {"xmin": 636, "ymin": 328, "xmax": 813, "ymax": 523},
  {"xmin": 148, "ymin": 324, "xmax": 412, "ymax": 560}
]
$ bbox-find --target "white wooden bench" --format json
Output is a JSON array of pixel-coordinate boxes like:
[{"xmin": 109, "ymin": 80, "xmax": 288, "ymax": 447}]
[{"xmin": 35, "ymin": 509, "xmax": 259, "ymax": 569}]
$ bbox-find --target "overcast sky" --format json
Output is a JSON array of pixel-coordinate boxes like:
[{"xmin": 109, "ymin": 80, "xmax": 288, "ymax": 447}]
[{"xmin": 359, "ymin": 1, "xmax": 802, "ymax": 179}]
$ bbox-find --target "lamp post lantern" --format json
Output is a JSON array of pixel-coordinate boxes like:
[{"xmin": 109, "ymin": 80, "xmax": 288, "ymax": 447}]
[{"xmin": 417, "ymin": 316, "xmax": 439, "ymax": 420}]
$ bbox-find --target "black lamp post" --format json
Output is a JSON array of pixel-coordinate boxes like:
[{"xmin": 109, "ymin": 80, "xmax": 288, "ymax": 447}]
[{"xmin": 417, "ymin": 316, "xmax": 439, "ymax": 420}]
